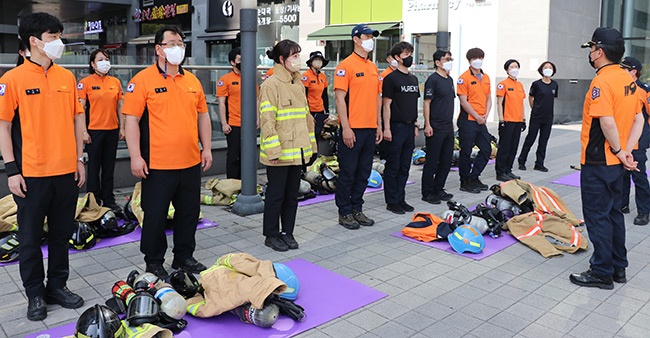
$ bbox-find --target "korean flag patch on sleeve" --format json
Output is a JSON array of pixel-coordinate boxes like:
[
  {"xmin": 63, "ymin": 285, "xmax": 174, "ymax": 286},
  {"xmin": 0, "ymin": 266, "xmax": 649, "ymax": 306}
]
[
  {"xmin": 0, "ymin": 84, "xmax": 6, "ymax": 96},
  {"xmin": 336, "ymin": 69, "xmax": 346, "ymax": 77},
  {"xmin": 126, "ymin": 83, "xmax": 136, "ymax": 93},
  {"xmin": 217, "ymin": 81, "xmax": 224, "ymax": 87},
  {"xmin": 301, "ymin": 76, "xmax": 308, "ymax": 81},
  {"xmin": 457, "ymin": 78, "xmax": 464, "ymax": 85},
  {"xmin": 591, "ymin": 87, "xmax": 600, "ymax": 100},
  {"xmin": 497, "ymin": 84, "xmax": 504, "ymax": 90},
  {"xmin": 77, "ymin": 83, "xmax": 83, "ymax": 90}
]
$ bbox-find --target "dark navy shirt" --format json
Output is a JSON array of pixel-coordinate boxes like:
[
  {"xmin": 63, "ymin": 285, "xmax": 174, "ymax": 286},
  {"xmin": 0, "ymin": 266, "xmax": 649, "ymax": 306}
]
[
  {"xmin": 529, "ymin": 79, "xmax": 558, "ymax": 124},
  {"xmin": 424, "ymin": 71, "xmax": 455, "ymax": 132},
  {"xmin": 382, "ymin": 70, "xmax": 420, "ymax": 123}
]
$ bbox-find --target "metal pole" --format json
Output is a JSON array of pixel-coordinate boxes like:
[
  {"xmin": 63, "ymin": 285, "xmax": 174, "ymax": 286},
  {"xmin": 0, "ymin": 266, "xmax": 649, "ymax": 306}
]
[
  {"xmin": 232, "ymin": 0, "xmax": 264, "ymax": 215},
  {"xmin": 437, "ymin": 0, "xmax": 450, "ymax": 50}
]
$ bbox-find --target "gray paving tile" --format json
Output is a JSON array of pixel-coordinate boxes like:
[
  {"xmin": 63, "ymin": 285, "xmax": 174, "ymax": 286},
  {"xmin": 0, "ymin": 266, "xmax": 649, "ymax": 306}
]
[
  {"xmin": 368, "ymin": 321, "xmax": 416, "ymax": 337},
  {"xmin": 535, "ymin": 312, "xmax": 579, "ymax": 334},
  {"xmin": 626, "ymin": 312, "xmax": 650, "ymax": 330},
  {"xmin": 615, "ymin": 324, "xmax": 649, "ymax": 338},
  {"xmin": 518, "ymin": 323, "xmax": 566, "ymax": 338},
  {"xmin": 346, "ymin": 310, "xmax": 389, "ymax": 332},
  {"xmin": 318, "ymin": 319, "xmax": 366, "ymax": 337},
  {"xmin": 470, "ymin": 322, "xmax": 518, "ymax": 338},
  {"xmin": 579, "ymin": 312, "xmax": 625, "ymax": 334}
]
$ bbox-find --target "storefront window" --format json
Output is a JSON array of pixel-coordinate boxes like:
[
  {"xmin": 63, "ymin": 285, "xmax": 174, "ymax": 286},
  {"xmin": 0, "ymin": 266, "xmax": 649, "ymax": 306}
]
[{"xmin": 602, "ymin": 0, "xmax": 650, "ymax": 81}]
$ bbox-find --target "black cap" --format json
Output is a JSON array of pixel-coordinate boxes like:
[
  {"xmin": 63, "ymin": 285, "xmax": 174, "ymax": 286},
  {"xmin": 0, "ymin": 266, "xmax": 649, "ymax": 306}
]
[
  {"xmin": 621, "ymin": 56, "xmax": 642, "ymax": 71},
  {"xmin": 351, "ymin": 24, "xmax": 379, "ymax": 38},
  {"xmin": 306, "ymin": 51, "xmax": 329, "ymax": 68},
  {"xmin": 581, "ymin": 27, "xmax": 624, "ymax": 48}
]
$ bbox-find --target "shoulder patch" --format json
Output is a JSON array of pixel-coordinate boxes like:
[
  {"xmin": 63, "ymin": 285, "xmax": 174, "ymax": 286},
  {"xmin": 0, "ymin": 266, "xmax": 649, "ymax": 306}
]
[
  {"xmin": 77, "ymin": 83, "xmax": 83, "ymax": 90},
  {"xmin": 647, "ymin": 96, "xmax": 650, "ymax": 104},
  {"xmin": 591, "ymin": 87, "xmax": 600, "ymax": 100},
  {"xmin": 0, "ymin": 84, "xmax": 5, "ymax": 96},
  {"xmin": 301, "ymin": 76, "xmax": 308, "ymax": 81},
  {"xmin": 336, "ymin": 69, "xmax": 346, "ymax": 77},
  {"xmin": 378, "ymin": 76, "xmax": 383, "ymax": 81},
  {"xmin": 457, "ymin": 78, "xmax": 464, "ymax": 85},
  {"xmin": 126, "ymin": 83, "xmax": 136, "ymax": 93},
  {"xmin": 497, "ymin": 84, "xmax": 504, "ymax": 90},
  {"xmin": 217, "ymin": 81, "xmax": 224, "ymax": 87}
]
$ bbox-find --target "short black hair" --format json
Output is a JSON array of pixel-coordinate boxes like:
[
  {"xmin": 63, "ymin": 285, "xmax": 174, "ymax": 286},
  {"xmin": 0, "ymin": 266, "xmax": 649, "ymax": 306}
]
[
  {"xmin": 597, "ymin": 43, "xmax": 625, "ymax": 64},
  {"xmin": 433, "ymin": 50, "xmax": 451, "ymax": 63},
  {"xmin": 18, "ymin": 12, "xmax": 64, "ymax": 51},
  {"xmin": 389, "ymin": 41, "xmax": 414, "ymax": 59},
  {"xmin": 466, "ymin": 47, "xmax": 484, "ymax": 61},
  {"xmin": 16, "ymin": 40, "xmax": 28, "ymax": 66},
  {"xmin": 154, "ymin": 25, "xmax": 184, "ymax": 45},
  {"xmin": 228, "ymin": 47, "xmax": 241, "ymax": 63},
  {"xmin": 537, "ymin": 61, "xmax": 556, "ymax": 76},
  {"xmin": 89, "ymin": 49, "xmax": 109, "ymax": 73},
  {"xmin": 266, "ymin": 39, "xmax": 301, "ymax": 63},
  {"xmin": 503, "ymin": 59, "xmax": 520, "ymax": 71}
]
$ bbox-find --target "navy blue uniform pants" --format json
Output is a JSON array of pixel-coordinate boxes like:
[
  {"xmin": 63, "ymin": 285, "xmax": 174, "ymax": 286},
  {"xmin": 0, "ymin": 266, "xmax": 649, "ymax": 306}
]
[
  {"xmin": 622, "ymin": 149, "xmax": 650, "ymax": 214},
  {"xmin": 383, "ymin": 122, "xmax": 415, "ymax": 205},
  {"xmin": 421, "ymin": 129, "xmax": 454, "ymax": 198},
  {"xmin": 86, "ymin": 129, "xmax": 118, "ymax": 205},
  {"xmin": 335, "ymin": 128, "xmax": 375, "ymax": 215},
  {"xmin": 15, "ymin": 174, "xmax": 78, "ymax": 298},
  {"xmin": 518, "ymin": 121, "xmax": 552, "ymax": 167},
  {"xmin": 457, "ymin": 119, "xmax": 491, "ymax": 181},
  {"xmin": 226, "ymin": 126, "xmax": 241, "ymax": 179},
  {"xmin": 263, "ymin": 165, "xmax": 301, "ymax": 237},
  {"xmin": 496, "ymin": 122, "xmax": 522, "ymax": 175},
  {"xmin": 140, "ymin": 164, "xmax": 201, "ymax": 265},
  {"xmin": 581, "ymin": 164, "xmax": 627, "ymax": 277}
]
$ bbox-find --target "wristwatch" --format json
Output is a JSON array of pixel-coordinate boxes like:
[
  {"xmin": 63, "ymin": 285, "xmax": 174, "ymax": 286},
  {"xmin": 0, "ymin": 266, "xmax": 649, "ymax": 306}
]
[
  {"xmin": 78, "ymin": 156, "xmax": 87, "ymax": 164},
  {"xmin": 609, "ymin": 146, "xmax": 621, "ymax": 155}
]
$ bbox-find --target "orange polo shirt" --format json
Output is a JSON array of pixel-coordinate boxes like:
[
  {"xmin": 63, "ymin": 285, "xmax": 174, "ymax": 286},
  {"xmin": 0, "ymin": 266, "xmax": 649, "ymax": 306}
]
[
  {"xmin": 457, "ymin": 68, "xmax": 491, "ymax": 121},
  {"xmin": 378, "ymin": 67, "xmax": 394, "ymax": 94},
  {"xmin": 0, "ymin": 60, "xmax": 84, "ymax": 177},
  {"xmin": 123, "ymin": 64, "xmax": 208, "ymax": 170},
  {"xmin": 581, "ymin": 64, "xmax": 641, "ymax": 165},
  {"xmin": 217, "ymin": 71, "xmax": 242, "ymax": 127},
  {"xmin": 496, "ymin": 77, "xmax": 526, "ymax": 122},
  {"xmin": 78, "ymin": 74, "xmax": 123, "ymax": 130},
  {"xmin": 334, "ymin": 52, "xmax": 381, "ymax": 129},
  {"xmin": 301, "ymin": 68, "xmax": 328, "ymax": 112}
]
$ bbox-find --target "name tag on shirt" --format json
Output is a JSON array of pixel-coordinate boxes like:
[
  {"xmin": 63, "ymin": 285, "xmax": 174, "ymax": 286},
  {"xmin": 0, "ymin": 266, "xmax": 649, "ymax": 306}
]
[
  {"xmin": 356, "ymin": 72, "xmax": 365, "ymax": 77},
  {"xmin": 155, "ymin": 87, "xmax": 167, "ymax": 93},
  {"xmin": 92, "ymin": 86, "xmax": 101, "ymax": 90},
  {"xmin": 507, "ymin": 88, "xmax": 514, "ymax": 91},
  {"xmin": 25, "ymin": 88, "xmax": 41, "ymax": 95}
]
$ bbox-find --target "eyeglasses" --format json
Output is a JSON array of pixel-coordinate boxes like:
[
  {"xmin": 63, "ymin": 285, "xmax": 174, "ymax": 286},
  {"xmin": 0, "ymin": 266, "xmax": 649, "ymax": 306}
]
[
  {"xmin": 159, "ymin": 42, "xmax": 185, "ymax": 48},
  {"xmin": 442, "ymin": 57, "xmax": 454, "ymax": 62}
]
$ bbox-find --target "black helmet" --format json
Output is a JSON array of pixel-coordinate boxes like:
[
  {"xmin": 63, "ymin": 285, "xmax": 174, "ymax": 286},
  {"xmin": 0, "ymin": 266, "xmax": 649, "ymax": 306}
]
[
  {"xmin": 126, "ymin": 292, "xmax": 160, "ymax": 327},
  {"xmin": 0, "ymin": 232, "xmax": 19, "ymax": 263},
  {"xmin": 75, "ymin": 304, "xmax": 124, "ymax": 338},
  {"xmin": 91, "ymin": 211, "xmax": 118, "ymax": 234},
  {"xmin": 69, "ymin": 221, "xmax": 97, "ymax": 250},
  {"xmin": 166, "ymin": 269, "xmax": 202, "ymax": 299}
]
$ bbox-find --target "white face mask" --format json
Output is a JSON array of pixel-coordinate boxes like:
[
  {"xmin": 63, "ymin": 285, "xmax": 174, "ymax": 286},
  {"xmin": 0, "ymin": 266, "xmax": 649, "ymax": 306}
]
[
  {"xmin": 95, "ymin": 60, "xmax": 111, "ymax": 74},
  {"xmin": 25, "ymin": 49, "xmax": 31, "ymax": 58},
  {"xmin": 390, "ymin": 59, "xmax": 398, "ymax": 68},
  {"xmin": 361, "ymin": 38, "xmax": 374, "ymax": 52},
  {"xmin": 470, "ymin": 59, "xmax": 483, "ymax": 69},
  {"xmin": 41, "ymin": 38, "xmax": 65, "ymax": 60},
  {"xmin": 442, "ymin": 61, "xmax": 453, "ymax": 72},
  {"xmin": 287, "ymin": 56, "xmax": 302, "ymax": 72},
  {"xmin": 508, "ymin": 68, "xmax": 519, "ymax": 78},
  {"xmin": 311, "ymin": 59, "xmax": 323, "ymax": 69},
  {"xmin": 164, "ymin": 46, "xmax": 185, "ymax": 65},
  {"xmin": 542, "ymin": 68, "xmax": 554, "ymax": 77}
]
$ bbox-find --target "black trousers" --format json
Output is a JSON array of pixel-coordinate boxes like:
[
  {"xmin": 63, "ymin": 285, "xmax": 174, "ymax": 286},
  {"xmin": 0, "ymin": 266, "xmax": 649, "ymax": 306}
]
[
  {"xmin": 312, "ymin": 112, "xmax": 330, "ymax": 156},
  {"xmin": 422, "ymin": 129, "xmax": 454, "ymax": 198},
  {"xmin": 581, "ymin": 164, "xmax": 627, "ymax": 277},
  {"xmin": 226, "ymin": 126, "xmax": 241, "ymax": 179},
  {"xmin": 86, "ymin": 129, "xmax": 118, "ymax": 205},
  {"xmin": 15, "ymin": 174, "xmax": 78, "ymax": 298},
  {"xmin": 383, "ymin": 122, "xmax": 415, "ymax": 205},
  {"xmin": 263, "ymin": 165, "xmax": 301, "ymax": 237},
  {"xmin": 496, "ymin": 122, "xmax": 522, "ymax": 175},
  {"xmin": 518, "ymin": 121, "xmax": 552, "ymax": 167},
  {"xmin": 140, "ymin": 164, "xmax": 201, "ymax": 265},
  {"xmin": 457, "ymin": 119, "xmax": 491, "ymax": 181},
  {"xmin": 622, "ymin": 149, "xmax": 650, "ymax": 214},
  {"xmin": 335, "ymin": 128, "xmax": 375, "ymax": 215}
]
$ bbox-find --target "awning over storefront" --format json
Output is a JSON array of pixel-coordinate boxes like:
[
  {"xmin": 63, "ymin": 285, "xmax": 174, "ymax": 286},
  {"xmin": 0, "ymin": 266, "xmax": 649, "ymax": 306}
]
[
  {"xmin": 307, "ymin": 22, "xmax": 400, "ymax": 41},
  {"xmin": 197, "ymin": 30, "xmax": 239, "ymax": 41},
  {"xmin": 127, "ymin": 35, "xmax": 155, "ymax": 45}
]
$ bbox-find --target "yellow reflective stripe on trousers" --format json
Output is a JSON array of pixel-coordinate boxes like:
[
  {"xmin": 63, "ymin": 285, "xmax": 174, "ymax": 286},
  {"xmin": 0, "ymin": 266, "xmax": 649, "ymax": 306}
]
[
  {"xmin": 276, "ymin": 108, "xmax": 307, "ymax": 121},
  {"xmin": 187, "ymin": 300, "xmax": 207, "ymax": 315},
  {"xmin": 309, "ymin": 132, "xmax": 316, "ymax": 142}
]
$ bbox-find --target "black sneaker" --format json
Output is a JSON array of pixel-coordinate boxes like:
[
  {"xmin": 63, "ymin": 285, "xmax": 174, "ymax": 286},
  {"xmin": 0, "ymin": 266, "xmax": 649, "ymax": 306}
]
[
  {"xmin": 265, "ymin": 236, "xmax": 289, "ymax": 252},
  {"xmin": 422, "ymin": 194, "xmax": 441, "ymax": 204},
  {"xmin": 496, "ymin": 173, "xmax": 511, "ymax": 182},
  {"xmin": 613, "ymin": 268, "xmax": 627, "ymax": 283},
  {"xmin": 438, "ymin": 190, "xmax": 454, "ymax": 201},
  {"xmin": 352, "ymin": 210, "xmax": 375, "ymax": 226},
  {"xmin": 44, "ymin": 286, "xmax": 84, "ymax": 309},
  {"xmin": 460, "ymin": 180, "xmax": 480, "ymax": 193},
  {"xmin": 473, "ymin": 179, "xmax": 489, "ymax": 191},
  {"xmin": 518, "ymin": 163, "xmax": 527, "ymax": 170},
  {"xmin": 387, "ymin": 204, "xmax": 405, "ymax": 214},
  {"xmin": 507, "ymin": 172, "xmax": 521, "ymax": 180},
  {"xmin": 172, "ymin": 257, "xmax": 208, "ymax": 274},
  {"xmin": 400, "ymin": 201, "xmax": 415, "ymax": 212},
  {"xmin": 27, "ymin": 296, "xmax": 47, "ymax": 321},
  {"xmin": 634, "ymin": 213, "xmax": 649, "ymax": 225},
  {"xmin": 280, "ymin": 233, "xmax": 299, "ymax": 250},
  {"xmin": 621, "ymin": 206, "xmax": 630, "ymax": 214},
  {"xmin": 146, "ymin": 263, "xmax": 169, "ymax": 278},
  {"xmin": 569, "ymin": 269, "xmax": 614, "ymax": 290},
  {"xmin": 534, "ymin": 165, "xmax": 549, "ymax": 172},
  {"xmin": 339, "ymin": 214, "xmax": 360, "ymax": 230}
]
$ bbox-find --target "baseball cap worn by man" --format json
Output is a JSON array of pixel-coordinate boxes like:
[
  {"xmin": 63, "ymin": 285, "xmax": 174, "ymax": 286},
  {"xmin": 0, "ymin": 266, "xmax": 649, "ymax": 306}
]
[
  {"xmin": 621, "ymin": 56, "xmax": 643, "ymax": 72},
  {"xmin": 581, "ymin": 27, "xmax": 624, "ymax": 48},
  {"xmin": 351, "ymin": 24, "xmax": 379, "ymax": 38}
]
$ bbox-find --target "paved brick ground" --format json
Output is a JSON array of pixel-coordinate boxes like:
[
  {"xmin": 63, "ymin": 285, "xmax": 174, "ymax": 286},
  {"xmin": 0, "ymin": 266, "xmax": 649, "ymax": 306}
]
[{"xmin": 4, "ymin": 124, "xmax": 650, "ymax": 338}]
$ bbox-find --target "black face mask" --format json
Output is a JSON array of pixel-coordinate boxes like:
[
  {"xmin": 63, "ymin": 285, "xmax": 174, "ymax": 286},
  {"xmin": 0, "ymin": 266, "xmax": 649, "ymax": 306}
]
[
  {"xmin": 588, "ymin": 50, "xmax": 597, "ymax": 69},
  {"xmin": 235, "ymin": 63, "xmax": 241, "ymax": 70},
  {"xmin": 402, "ymin": 56, "xmax": 413, "ymax": 68}
]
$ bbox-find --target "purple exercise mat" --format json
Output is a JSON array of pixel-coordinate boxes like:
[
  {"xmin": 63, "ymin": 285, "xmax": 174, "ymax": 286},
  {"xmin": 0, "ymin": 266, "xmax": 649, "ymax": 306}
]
[
  {"xmin": 0, "ymin": 219, "xmax": 218, "ymax": 267},
  {"xmin": 26, "ymin": 258, "xmax": 387, "ymax": 338},
  {"xmin": 450, "ymin": 159, "xmax": 495, "ymax": 171},
  {"xmin": 390, "ymin": 230, "xmax": 519, "ymax": 260},
  {"xmin": 298, "ymin": 181, "xmax": 415, "ymax": 207},
  {"xmin": 551, "ymin": 170, "xmax": 650, "ymax": 188}
]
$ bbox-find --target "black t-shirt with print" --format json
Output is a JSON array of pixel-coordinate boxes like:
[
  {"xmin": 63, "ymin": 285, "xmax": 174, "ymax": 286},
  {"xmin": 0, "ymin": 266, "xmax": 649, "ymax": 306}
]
[
  {"xmin": 529, "ymin": 79, "xmax": 558, "ymax": 124},
  {"xmin": 424, "ymin": 71, "xmax": 456, "ymax": 132},
  {"xmin": 382, "ymin": 70, "xmax": 420, "ymax": 123}
]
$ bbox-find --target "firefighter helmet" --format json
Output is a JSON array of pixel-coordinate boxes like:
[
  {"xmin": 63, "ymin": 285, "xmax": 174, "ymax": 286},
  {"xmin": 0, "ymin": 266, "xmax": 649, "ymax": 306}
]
[
  {"xmin": 273, "ymin": 262, "xmax": 300, "ymax": 300},
  {"xmin": 75, "ymin": 304, "xmax": 124, "ymax": 338},
  {"xmin": 126, "ymin": 292, "xmax": 160, "ymax": 327},
  {"xmin": 166, "ymin": 269, "xmax": 202, "ymax": 299},
  {"xmin": 367, "ymin": 169, "xmax": 382, "ymax": 188},
  {"xmin": 0, "ymin": 232, "xmax": 19, "ymax": 263},
  {"xmin": 448, "ymin": 225, "xmax": 485, "ymax": 254},
  {"xmin": 69, "ymin": 221, "xmax": 96, "ymax": 250}
]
